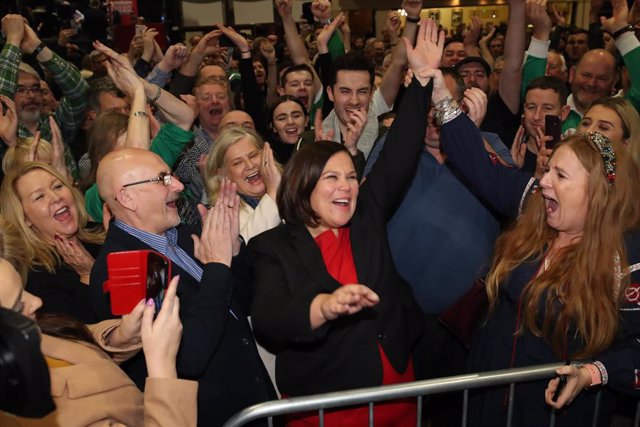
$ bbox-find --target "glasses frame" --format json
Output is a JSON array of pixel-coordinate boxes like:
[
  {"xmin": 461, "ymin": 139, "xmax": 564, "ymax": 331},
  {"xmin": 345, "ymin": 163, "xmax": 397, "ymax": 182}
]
[{"xmin": 122, "ymin": 172, "xmax": 173, "ymax": 188}]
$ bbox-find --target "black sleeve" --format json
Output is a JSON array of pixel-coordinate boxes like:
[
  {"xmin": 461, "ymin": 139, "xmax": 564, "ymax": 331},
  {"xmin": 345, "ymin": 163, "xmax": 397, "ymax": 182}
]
[
  {"xmin": 169, "ymin": 72, "xmax": 196, "ymax": 97},
  {"xmin": 134, "ymin": 58, "xmax": 152, "ymax": 78},
  {"xmin": 317, "ymin": 52, "xmax": 334, "ymax": 119},
  {"xmin": 176, "ymin": 262, "xmax": 235, "ymax": 378},
  {"xmin": 359, "ymin": 78, "xmax": 432, "ymax": 222},
  {"xmin": 440, "ymin": 112, "xmax": 534, "ymax": 218},
  {"xmin": 239, "ymin": 57, "xmax": 268, "ymax": 137}
]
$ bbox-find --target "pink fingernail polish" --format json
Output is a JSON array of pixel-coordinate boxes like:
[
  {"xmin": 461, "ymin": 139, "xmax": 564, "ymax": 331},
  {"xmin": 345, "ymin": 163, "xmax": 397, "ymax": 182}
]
[{"xmin": 146, "ymin": 298, "xmax": 154, "ymax": 306}]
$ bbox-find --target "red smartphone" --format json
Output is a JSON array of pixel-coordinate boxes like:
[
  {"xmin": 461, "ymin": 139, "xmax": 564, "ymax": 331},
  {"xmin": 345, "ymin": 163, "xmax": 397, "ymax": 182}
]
[
  {"xmin": 544, "ymin": 115, "xmax": 562, "ymax": 149},
  {"xmin": 103, "ymin": 250, "xmax": 171, "ymax": 315}
]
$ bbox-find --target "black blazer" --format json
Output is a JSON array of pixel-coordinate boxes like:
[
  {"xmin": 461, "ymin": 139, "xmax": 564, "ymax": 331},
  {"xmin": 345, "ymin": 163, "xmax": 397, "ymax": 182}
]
[
  {"xmin": 89, "ymin": 223, "xmax": 276, "ymax": 426},
  {"xmin": 27, "ymin": 241, "xmax": 102, "ymax": 324},
  {"xmin": 249, "ymin": 79, "xmax": 432, "ymax": 396}
]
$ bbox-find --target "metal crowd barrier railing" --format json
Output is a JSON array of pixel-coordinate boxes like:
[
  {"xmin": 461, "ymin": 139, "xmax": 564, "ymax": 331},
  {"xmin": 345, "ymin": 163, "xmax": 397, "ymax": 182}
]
[{"xmin": 224, "ymin": 362, "xmax": 624, "ymax": 427}]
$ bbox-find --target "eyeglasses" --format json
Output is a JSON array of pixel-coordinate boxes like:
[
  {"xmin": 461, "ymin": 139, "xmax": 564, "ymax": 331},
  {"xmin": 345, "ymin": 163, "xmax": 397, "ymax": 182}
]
[
  {"xmin": 15, "ymin": 86, "xmax": 42, "ymax": 95},
  {"xmin": 123, "ymin": 172, "xmax": 173, "ymax": 188}
]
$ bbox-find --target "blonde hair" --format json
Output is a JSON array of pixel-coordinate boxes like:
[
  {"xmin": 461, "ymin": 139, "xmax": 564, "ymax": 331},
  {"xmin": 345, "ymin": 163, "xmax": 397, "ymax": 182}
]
[
  {"xmin": 587, "ymin": 97, "xmax": 640, "ymax": 169},
  {"xmin": 0, "ymin": 214, "xmax": 29, "ymax": 284},
  {"xmin": 0, "ymin": 162, "xmax": 104, "ymax": 273},
  {"xmin": 204, "ymin": 127, "xmax": 279, "ymax": 206},
  {"xmin": 2, "ymin": 137, "xmax": 53, "ymax": 175},
  {"xmin": 486, "ymin": 134, "xmax": 640, "ymax": 358}
]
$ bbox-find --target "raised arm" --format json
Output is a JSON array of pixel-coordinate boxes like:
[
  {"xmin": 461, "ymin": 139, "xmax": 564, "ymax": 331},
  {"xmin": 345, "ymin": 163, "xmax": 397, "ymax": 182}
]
[
  {"xmin": 499, "ymin": 0, "xmax": 527, "ymax": 114},
  {"xmin": 378, "ymin": 0, "xmax": 423, "ymax": 108},
  {"xmin": 94, "ymin": 41, "xmax": 149, "ymax": 150},
  {"xmin": 432, "ymin": 69, "xmax": 534, "ymax": 217}
]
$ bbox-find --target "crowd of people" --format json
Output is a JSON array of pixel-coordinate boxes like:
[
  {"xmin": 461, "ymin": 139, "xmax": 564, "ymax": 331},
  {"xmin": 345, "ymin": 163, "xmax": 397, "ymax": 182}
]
[{"xmin": 0, "ymin": 0, "xmax": 639, "ymax": 425}]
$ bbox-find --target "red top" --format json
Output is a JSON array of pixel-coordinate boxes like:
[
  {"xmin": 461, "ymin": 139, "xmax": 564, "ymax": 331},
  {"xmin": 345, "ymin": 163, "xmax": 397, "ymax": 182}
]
[{"xmin": 286, "ymin": 228, "xmax": 416, "ymax": 427}]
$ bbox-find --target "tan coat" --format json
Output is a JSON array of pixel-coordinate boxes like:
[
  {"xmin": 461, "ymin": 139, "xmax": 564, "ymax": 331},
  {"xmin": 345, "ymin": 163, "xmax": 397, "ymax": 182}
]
[{"xmin": 0, "ymin": 321, "xmax": 197, "ymax": 427}]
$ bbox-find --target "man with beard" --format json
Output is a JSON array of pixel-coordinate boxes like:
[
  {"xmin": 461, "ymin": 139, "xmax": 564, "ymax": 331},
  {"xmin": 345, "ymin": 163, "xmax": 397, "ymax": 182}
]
[{"xmin": 0, "ymin": 14, "xmax": 89, "ymax": 180}]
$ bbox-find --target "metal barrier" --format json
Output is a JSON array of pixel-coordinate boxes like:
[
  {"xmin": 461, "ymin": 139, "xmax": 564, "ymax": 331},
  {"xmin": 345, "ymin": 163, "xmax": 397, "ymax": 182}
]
[{"xmin": 223, "ymin": 362, "xmax": 584, "ymax": 427}]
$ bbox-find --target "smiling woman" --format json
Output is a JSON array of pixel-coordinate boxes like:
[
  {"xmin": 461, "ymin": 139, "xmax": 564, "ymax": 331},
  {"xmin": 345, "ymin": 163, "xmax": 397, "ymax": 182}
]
[
  {"xmin": 0, "ymin": 162, "xmax": 104, "ymax": 324},
  {"xmin": 203, "ymin": 127, "xmax": 283, "ymax": 241}
]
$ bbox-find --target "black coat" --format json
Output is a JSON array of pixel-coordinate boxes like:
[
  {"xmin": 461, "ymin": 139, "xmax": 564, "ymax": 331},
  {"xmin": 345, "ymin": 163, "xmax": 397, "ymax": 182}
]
[
  {"xmin": 249, "ymin": 79, "xmax": 431, "ymax": 396},
  {"xmin": 27, "ymin": 241, "xmax": 102, "ymax": 324},
  {"xmin": 89, "ymin": 223, "xmax": 276, "ymax": 426}
]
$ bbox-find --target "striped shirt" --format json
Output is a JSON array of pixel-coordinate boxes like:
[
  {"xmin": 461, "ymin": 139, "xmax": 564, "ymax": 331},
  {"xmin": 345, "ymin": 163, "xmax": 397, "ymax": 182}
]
[{"xmin": 113, "ymin": 219, "xmax": 203, "ymax": 282}]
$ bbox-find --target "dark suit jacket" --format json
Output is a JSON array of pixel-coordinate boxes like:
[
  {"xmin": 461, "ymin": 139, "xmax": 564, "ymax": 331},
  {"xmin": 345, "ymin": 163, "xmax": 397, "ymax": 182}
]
[
  {"xmin": 89, "ymin": 223, "xmax": 276, "ymax": 426},
  {"xmin": 249, "ymin": 79, "xmax": 431, "ymax": 396}
]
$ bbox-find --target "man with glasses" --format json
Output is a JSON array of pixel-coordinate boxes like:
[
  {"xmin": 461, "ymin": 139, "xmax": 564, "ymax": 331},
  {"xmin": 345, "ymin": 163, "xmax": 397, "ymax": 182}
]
[
  {"xmin": 91, "ymin": 148, "xmax": 276, "ymax": 425},
  {"xmin": 0, "ymin": 14, "xmax": 89, "ymax": 180}
]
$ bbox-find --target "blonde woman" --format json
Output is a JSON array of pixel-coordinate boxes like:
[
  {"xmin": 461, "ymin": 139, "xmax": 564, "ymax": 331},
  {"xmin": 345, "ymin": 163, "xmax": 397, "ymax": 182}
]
[
  {"xmin": 0, "ymin": 162, "xmax": 104, "ymax": 323},
  {"xmin": 203, "ymin": 127, "xmax": 282, "ymax": 241}
]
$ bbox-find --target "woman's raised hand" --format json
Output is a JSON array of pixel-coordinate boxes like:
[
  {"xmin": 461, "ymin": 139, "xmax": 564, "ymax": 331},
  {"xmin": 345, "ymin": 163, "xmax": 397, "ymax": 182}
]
[
  {"xmin": 402, "ymin": 18, "xmax": 445, "ymax": 87},
  {"xmin": 142, "ymin": 275, "xmax": 182, "ymax": 378},
  {"xmin": 261, "ymin": 142, "xmax": 282, "ymax": 200}
]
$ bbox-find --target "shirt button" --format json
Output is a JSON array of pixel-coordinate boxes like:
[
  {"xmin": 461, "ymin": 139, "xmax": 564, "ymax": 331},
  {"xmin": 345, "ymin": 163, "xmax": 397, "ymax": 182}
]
[
  {"xmin": 242, "ymin": 338, "xmax": 249, "ymax": 345},
  {"xmin": 377, "ymin": 333, "xmax": 386, "ymax": 340},
  {"xmin": 255, "ymin": 376, "xmax": 261, "ymax": 383}
]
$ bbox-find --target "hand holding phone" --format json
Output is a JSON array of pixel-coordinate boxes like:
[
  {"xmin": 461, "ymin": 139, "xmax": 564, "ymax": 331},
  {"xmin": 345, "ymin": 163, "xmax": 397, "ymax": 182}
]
[
  {"xmin": 544, "ymin": 115, "xmax": 562, "ymax": 150},
  {"xmin": 104, "ymin": 250, "xmax": 171, "ymax": 316}
]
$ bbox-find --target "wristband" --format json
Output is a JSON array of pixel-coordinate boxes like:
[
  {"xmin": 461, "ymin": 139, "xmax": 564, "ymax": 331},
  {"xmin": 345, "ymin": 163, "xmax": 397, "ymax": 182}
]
[
  {"xmin": 582, "ymin": 364, "xmax": 602, "ymax": 388},
  {"xmin": 133, "ymin": 110, "xmax": 149, "ymax": 118},
  {"xmin": 31, "ymin": 42, "xmax": 47, "ymax": 58},
  {"xmin": 148, "ymin": 85, "xmax": 162, "ymax": 104},
  {"xmin": 406, "ymin": 16, "xmax": 421, "ymax": 24},
  {"xmin": 612, "ymin": 25, "xmax": 634, "ymax": 39}
]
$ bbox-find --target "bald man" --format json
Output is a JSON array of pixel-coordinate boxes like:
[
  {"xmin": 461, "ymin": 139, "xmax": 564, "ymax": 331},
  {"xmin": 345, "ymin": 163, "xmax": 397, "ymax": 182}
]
[{"xmin": 90, "ymin": 149, "xmax": 276, "ymax": 426}]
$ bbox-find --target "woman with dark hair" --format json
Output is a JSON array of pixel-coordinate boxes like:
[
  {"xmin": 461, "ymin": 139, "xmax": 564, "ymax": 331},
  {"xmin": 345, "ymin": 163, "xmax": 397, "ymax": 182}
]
[
  {"xmin": 428, "ymin": 68, "xmax": 640, "ymax": 425},
  {"xmin": 267, "ymin": 95, "xmax": 313, "ymax": 164},
  {"xmin": 249, "ymin": 20, "xmax": 442, "ymax": 425}
]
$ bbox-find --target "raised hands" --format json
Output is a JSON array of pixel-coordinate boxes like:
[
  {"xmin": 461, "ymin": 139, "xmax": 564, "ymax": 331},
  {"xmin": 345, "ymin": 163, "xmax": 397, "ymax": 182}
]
[
  {"xmin": 317, "ymin": 12, "xmax": 345, "ymax": 53},
  {"xmin": 274, "ymin": 0, "xmax": 293, "ymax": 19},
  {"xmin": 48, "ymin": 116, "xmax": 71, "ymax": 180},
  {"xmin": 314, "ymin": 109, "xmax": 335, "ymax": 141},
  {"xmin": 142, "ymin": 275, "xmax": 182, "ymax": 378},
  {"xmin": 93, "ymin": 40, "xmax": 143, "ymax": 97},
  {"xmin": 141, "ymin": 27, "xmax": 159, "ymax": 62},
  {"xmin": 1, "ymin": 14, "xmax": 26, "ymax": 47},
  {"xmin": 402, "ymin": 18, "xmax": 445, "ymax": 87},
  {"xmin": 157, "ymin": 43, "xmax": 190, "ymax": 72},
  {"xmin": 386, "ymin": 11, "xmax": 402, "ymax": 41},
  {"xmin": 192, "ymin": 29, "xmax": 223, "ymax": 58},
  {"xmin": 0, "ymin": 95, "xmax": 18, "ymax": 147},
  {"xmin": 463, "ymin": 87, "xmax": 488, "ymax": 127},
  {"xmin": 192, "ymin": 179, "xmax": 240, "ymax": 266},
  {"xmin": 310, "ymin": 284, "xmax": 380, "ymax": 328},
  {"xmin": 215, "ymin": 24, "xmax": 250, "ymax": 54},
  {"xmin": 260, "ymin": 42, "xmax": 277, "ymax": 65},
  {"xmin": 600, "ymin": 0, "xmax": 630, "ymax": 34},
  {"xmin": 526, "ymin": 0, "xmax": 552, "ymax": 40},
  {"xmin": 260, "ymin": 142, "xmax": 282, "ymax": 201}
]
